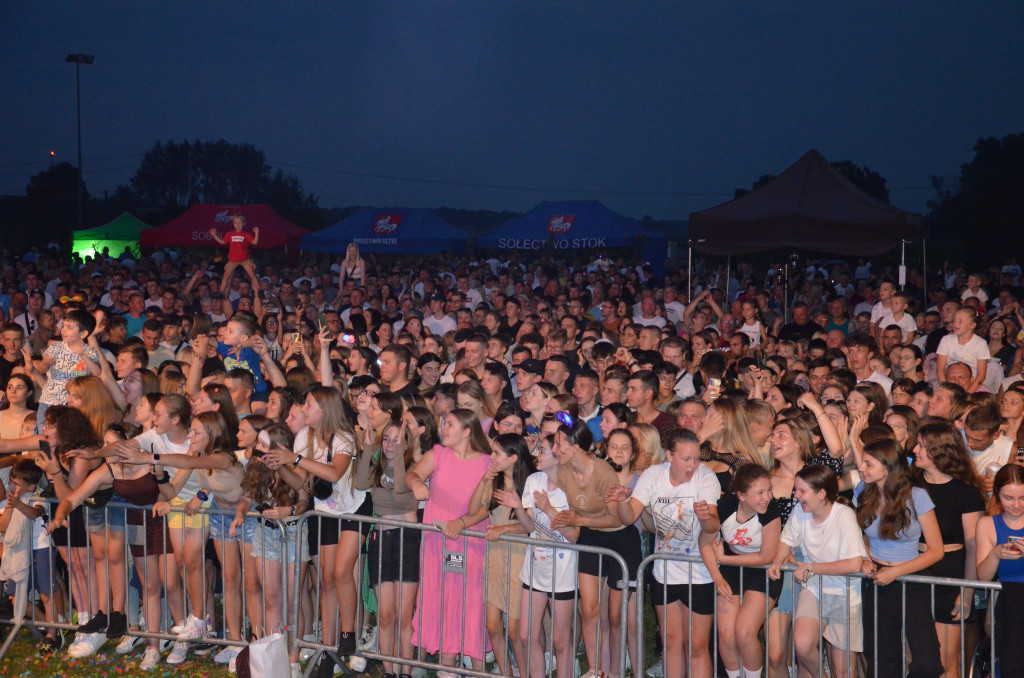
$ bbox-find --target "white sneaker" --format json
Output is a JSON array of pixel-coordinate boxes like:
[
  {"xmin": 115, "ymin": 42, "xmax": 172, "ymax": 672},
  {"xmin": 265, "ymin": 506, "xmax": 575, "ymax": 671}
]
[
  {"xmin": 359, "ymin": 624, "xmax": 378, "ymax": 652},
  {"xmin": 140, "ymin": 647, "xmax": 161, "ymax": 670},
  {"xmin": 166, "ymin": 641, "xmax": 189, "ymax": 664},
  {"xmin": 67, "ymin": 632, "xmax": 105, "ymax": 658},
  {"xmin": 115, "ymin": 634, "xmax": 142, "ymax": 655},
  {"xmin": 176, "ymin": 615, "xmax": 208, "ymax": 641},
  {"xmin": 214, "ymin": 645, "xmax": 241, "ymax": 665},
  {"xmin": 463, "ymin": 655, "xmax": 475, "ymax": 669},
  {"xmin": 170, "ymin": 616, "xmax": 190, "ymax": 634},
  {"xmin": 348, "ymin": 654, "xmax": 367, "ymax": 672},
  {"xmin": 645, "ymin": 660, "xmax": 664, "ymax": 678},
  {"xmin": 229, "ymin": 654, "xmax": 240, "ymax": 675},
  {"xmin": 300, "ymin": 647, "xmax": 315, "ymax": 662},
  {"xmin": 545, "ymin": 652, "xmax": 556, "ymax": 675}
]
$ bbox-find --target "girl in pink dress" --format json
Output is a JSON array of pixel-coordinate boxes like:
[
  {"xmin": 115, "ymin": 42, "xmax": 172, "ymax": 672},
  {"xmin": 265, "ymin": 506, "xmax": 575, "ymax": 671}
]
[{"xmin": 406, "ymin": 409, "xmax": 493, "ymax": 676}]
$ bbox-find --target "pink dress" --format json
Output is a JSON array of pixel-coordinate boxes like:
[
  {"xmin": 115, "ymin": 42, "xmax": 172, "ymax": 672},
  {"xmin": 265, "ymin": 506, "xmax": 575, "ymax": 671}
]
[{"xmin": 412, "ymin": 445, "xmax": 492, "ymax": 660}]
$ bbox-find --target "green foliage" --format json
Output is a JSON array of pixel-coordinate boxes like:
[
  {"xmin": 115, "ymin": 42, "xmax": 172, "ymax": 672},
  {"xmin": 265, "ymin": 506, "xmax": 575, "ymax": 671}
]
[
  {"xmin": 929, "ymin": 132, "xmax": 1024, "ymax": 253},
  {"xmin": 118, "ymin": 139, "xmax": 320, "ymax": 228}
]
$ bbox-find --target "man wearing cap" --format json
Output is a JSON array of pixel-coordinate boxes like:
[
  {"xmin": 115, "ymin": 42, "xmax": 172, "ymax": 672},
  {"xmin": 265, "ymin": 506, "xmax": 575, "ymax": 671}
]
[
  {"xmin": 14, "ymin": 290, "xmax": 45, "ymax": 336},
  {"xmin": 515, "ymin": 359, "xmax": 545, "ymax": 409},
  {"xmin": 423, "ymin": 292, "xmax": 456, "ymax": 336}
]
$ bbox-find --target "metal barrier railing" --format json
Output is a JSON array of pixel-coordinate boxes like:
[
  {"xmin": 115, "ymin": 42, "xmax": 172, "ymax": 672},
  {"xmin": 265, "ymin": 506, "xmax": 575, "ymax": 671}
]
[
  {"xmin": 292, "ymin": 511, "xmax": 632, "ymax": 678},
  {"xmin": 0, "ymin": 506, "xmax": 1008, "ymax": 678},
  {"xmin": 0, "ymin": 499, "xmax": 292, "ymax": 665},
  {"xmin": 635, "ymin": 552, "xmax": 1001, "ymax": 678}
]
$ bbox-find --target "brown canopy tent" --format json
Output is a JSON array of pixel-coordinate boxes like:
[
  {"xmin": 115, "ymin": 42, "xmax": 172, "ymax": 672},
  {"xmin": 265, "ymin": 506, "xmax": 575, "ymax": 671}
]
[
  {"xmin": 687, "ymin": 149, "xmax": 926, "ymax": 301},
  {"xmin": 690, "ymin": 149, "xmax": 924, "ymax": 255}
]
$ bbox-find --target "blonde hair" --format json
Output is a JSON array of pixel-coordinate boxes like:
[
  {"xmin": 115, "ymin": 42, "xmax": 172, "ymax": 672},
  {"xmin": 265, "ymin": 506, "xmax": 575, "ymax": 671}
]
[
  {"xmin": 709, "ymin": 398, "xmax": 767, "ymax": 468},
  {"xmin": 628, "ymin": 423, "xmax": 663, "ymax": 470},
  {"xmin": 68, "ymin": 375, "xmax": 123, "ymax": 439}
]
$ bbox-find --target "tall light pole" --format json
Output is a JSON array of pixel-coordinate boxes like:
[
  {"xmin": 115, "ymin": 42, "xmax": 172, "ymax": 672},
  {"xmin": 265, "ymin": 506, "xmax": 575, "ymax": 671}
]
[{"xmin": 65, "ymin": 53, "xmax": 94, "ymax": 231}]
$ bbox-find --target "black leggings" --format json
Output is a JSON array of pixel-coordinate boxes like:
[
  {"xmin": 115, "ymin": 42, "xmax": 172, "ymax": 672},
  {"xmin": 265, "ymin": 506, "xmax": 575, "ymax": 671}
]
[{"xmin": 862, "ymin": 573, "xmax": 943, "ymax": 678}]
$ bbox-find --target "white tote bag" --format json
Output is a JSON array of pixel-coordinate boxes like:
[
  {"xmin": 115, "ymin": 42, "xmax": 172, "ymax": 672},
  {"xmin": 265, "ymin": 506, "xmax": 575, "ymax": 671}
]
[{"xmin": 249, "ymin": 631, "xmax": 290, "ymax": 678}]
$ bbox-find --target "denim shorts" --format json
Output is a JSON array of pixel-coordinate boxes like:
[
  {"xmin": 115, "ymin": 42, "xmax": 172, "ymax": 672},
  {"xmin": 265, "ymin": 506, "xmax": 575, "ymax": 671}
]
[
  {"xmin": 207, "ymin": 497, "xmax": 237, "ymax": 543},
  {"xmin": 85, "ymin": 501, "xmax": 127, "ymax": 534},
  {"xmin": 252, "ymin": 521, "xmax": 309, "ymax": 563},
  {"xmin": 775, "ymin": 547, "xmax": 803, "ymax": 615}
]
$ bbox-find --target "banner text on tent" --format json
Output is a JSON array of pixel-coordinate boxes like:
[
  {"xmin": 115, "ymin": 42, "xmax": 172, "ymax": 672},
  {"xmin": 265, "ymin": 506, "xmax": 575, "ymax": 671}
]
[{"xmin": 498, "ymin": 237, "xmax": 606, "ymax": 249}]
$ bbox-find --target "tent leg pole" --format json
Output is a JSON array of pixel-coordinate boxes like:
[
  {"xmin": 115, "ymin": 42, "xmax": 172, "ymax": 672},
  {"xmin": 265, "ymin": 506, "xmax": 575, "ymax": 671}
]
[
  {"xmin": 725, "ymin": 255, "xmax": 731, "ymax": 302},
  {"xmin": 687, "ymin": 243, "xmax": 693, "ymax": 302},
  {"xmin": 922, "ymin": 239, "xmax": 928, "ymax": 306}
]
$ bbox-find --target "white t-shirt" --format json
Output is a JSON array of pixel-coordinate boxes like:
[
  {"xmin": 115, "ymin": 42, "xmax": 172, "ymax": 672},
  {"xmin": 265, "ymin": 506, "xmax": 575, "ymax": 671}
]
[
  {"xmin": 423, "ymin": 313, "xmax": 457, "ymax": 336},
  {"xmin": 295, "ymin": 427, "xmax": 366, "ymax": 515},
  {"xmin": 870, "ymin": 302, "xmax": 892, "ymax": 328},
  {"xmin": 29, "ymin": 488, "xmax": 51, "ymax": 550},
  {"xmin": 937, "ymin": 334, "xmax": 990, "ymax": 376},
  {"xmin": 860, "ymin": 370, "xmax": 893, "ymax": 395},
  {"xmin": 781, "ymin": 502, "xmax": 866, "ymax": 601},
  {"xmin": 630, "ymin": 463, "xmax": 721, "ymax": 584},
  {"xmin": 135, "ymin": 428, "xmax": 200, "ymax": 502},
  {"xmin": 520, "ymin": 472, "xmax": 577, "ymax": 593},
  {"xmin": 632, "ymin": 314, "xmax": 667, "ymax": 329},
  {"xmin": 738, "ymin": 321, "xmax": 763, "ymax": 347},
  {"xmin": 883, "ymin": 313, "xmax": 918, "ymax": 343},
  {"xmin": 968, "ymin": 435, "xmax": 1014, "ymax": 477},
  {"xmin": 665, "ymin": 301, "xmax": 687, "ymax": 326}
]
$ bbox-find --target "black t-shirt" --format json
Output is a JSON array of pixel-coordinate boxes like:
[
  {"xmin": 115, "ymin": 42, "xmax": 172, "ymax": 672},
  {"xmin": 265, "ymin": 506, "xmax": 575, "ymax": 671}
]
[
  {"xmin": 390, "ymin": 381, "xmax": 420, "ymax": 399},
  {"xmin": 925, "ymin": 328, "xmax": 950, "ymax": 356},
  {"xmin": 778, "ymin": 321, "xmax": 818, "ymax": 343},
  {"xmin": 920, "ymin": 477, "xmax": 985, "ymax": 546},
  {"xmin": 0, "ymin": 354, "xmax": 22, "ymax": 390}
]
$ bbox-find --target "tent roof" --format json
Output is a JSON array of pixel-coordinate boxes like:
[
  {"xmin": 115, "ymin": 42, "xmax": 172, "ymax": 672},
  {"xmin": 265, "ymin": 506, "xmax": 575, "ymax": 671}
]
[
  {"xmin": 73, "ymin": 211, "xmax": 150, "ymax": 242},
  {"xmin": 689, "ymin": 150, "xmax": 925, "ymax": 255},
  {"xmin": 477, "ymin": 200, "xmax": 665, "ymax": 249},
  {"xmin": 300, "ymin": 208, "xmax": 469, "ymax": 254},
  {"xmin": 140, "ymin": 203, "xmax": 308, "ymax": 249}
]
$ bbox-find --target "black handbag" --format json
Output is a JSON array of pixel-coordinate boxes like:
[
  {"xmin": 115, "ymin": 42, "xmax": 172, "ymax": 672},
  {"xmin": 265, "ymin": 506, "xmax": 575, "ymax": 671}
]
[{"xmin": 311, "ymin": 434, "xmax": 335, "ymax": 501}]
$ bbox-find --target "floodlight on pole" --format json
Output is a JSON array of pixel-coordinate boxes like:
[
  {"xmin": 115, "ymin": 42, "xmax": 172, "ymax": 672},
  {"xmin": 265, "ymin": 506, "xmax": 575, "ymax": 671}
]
[{"xmin": 65, "ymin": 53, "xmax": 94, "ymax": 231}]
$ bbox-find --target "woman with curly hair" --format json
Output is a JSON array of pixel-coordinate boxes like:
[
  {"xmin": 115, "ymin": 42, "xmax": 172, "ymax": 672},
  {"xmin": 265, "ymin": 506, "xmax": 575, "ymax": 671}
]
[
  {"xmin": 231, "ymin": 423, "xmax": 309, "ymax": 674},
  {"xmin": 913, "ymin": 420, "xmax": 986, "ymax": 678},
  {"xmin": 856, "ymin": 438, "xmax": 944, "ymax": 678}
]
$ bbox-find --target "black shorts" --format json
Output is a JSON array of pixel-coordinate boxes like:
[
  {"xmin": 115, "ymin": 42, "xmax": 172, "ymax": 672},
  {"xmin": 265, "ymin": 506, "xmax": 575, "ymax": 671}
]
[
  {"xmin": 576, "ymin": 526, "xmax": 642, "ymax": 591},
  {"xmin": 720, "ymin": 563, "xmax": 783, "ymax": 602},
  {"xmin": 50, "ymin": 505, "xmax": 89, "ymax": 549},
  {"xmin": 923, "ymin": 550, "xmax": 975, "ymax": 624},
  {"xmin": 340, "ymin": 495, "xmax": 373, "ymax": 534},
  {"xmin": 367, "ymin": 527, "xmax": 421, "ymax": 585},
  {"xmin": 649, "ymin": 580, "xmax": 716, "ymax": 616},
  {"xmin": 308, "ymin": 496, "xmax": 374, "ymax": 556},
  {"xmin": 521, "ymin": 583, "xmax": 576, "ymax": 601}
]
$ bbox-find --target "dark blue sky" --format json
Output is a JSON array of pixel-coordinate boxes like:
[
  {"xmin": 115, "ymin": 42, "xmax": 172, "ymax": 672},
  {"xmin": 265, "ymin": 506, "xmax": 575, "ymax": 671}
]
[{"xmin": 3, "ymin": 2, "xmax": 1022, "ymax": 220}]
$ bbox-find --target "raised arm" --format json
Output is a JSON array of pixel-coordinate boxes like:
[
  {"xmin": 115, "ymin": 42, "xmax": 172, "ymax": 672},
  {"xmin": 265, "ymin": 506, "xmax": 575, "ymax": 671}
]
[{"xmin": 799, "ymin": 392, "xmax": 844, "ymax": 458}]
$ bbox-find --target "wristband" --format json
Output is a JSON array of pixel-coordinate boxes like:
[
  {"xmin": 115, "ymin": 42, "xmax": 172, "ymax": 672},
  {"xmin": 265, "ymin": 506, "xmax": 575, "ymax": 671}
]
[
  {"xmin": 196, "ymin": 490, "xmax": 209, "ymax": 502},
  {"xmin": 155, "ymin": 471, "xmax": 171, "ymax": 485},
  {"xmin": 292, "ymin": 455, "xmax": 303, "ymax": 468}
]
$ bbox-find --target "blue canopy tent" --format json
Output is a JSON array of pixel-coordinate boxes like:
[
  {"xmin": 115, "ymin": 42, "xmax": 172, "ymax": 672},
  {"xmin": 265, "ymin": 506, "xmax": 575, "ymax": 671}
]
[
  {"xmin": 300, "ymin": 208, "xmax": 469, "ymax": 254},
  {"xmin": 477, "ymin": 201, "xmax": 667, "ymax": 276}
]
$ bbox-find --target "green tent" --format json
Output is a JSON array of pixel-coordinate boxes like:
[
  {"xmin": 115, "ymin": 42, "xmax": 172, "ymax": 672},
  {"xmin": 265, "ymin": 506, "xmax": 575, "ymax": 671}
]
[{"xmin": 72, "ymin": 212, "xmax": 150, "ymax": 259}]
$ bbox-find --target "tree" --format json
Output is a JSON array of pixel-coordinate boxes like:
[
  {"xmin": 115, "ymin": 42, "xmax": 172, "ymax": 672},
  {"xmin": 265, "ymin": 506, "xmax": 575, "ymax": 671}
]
[
  {"xmin": 929, "ymin": 132, "xmax": 1024, "ymax": 252},
  {"xmin": 118, "ymin": 139, "xmax": 318, "ymax": 225},
  {"xmin": 733, "ymin": 162, "xmax": 890, "ymax": 203},
  {"xmin": 23, "ymin": 162, "xmax": 90, "ymax": 246}
]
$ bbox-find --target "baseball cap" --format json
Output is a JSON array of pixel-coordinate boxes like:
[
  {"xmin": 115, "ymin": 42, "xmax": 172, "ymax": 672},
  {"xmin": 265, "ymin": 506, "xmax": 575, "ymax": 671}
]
[{"xmin": 515, "ymin": 359, "xmax": 545, "ymax": 376}]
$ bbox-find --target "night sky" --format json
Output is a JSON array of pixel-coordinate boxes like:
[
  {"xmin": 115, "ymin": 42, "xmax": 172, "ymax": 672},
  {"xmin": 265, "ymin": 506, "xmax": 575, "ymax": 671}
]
[{"xmin": 2, "ymin": 2, "xmax": 1022, "ymax": 220}]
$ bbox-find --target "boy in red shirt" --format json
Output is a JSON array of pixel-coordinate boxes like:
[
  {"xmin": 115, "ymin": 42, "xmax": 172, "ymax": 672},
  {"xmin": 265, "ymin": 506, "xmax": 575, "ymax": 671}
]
[{"xmin": 210, "ymin": 214, "xmax": 261, "ymax": 293}]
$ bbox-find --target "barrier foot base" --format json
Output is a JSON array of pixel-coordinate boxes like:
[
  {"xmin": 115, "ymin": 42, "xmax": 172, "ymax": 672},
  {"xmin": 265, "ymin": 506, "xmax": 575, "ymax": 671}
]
[{"xmin": 0, "ymin": 620, "xmax": 24, "ymax": 663}]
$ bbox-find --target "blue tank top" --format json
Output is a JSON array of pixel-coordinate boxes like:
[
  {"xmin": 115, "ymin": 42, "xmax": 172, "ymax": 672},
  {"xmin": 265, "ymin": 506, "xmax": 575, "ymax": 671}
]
[{"xmin": 993, "ymin": 514, "xmax": 1024, "ymax": 583}]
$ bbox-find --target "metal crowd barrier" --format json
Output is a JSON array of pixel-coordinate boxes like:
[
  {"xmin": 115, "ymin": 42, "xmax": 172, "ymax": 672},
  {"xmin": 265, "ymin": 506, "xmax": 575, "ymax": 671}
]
[
  {"xmin": 292, "ymin": 510, "xmax": 631, "ymax": 678},
  {"xmin": 635, "ymin": 552, "xmax": 1002, "ymax": 678},
  {"xmin": 0, "ymin": 506, "xmax": 1008, "ymax": 678},
  {"xmin": 0, "ymin": 499, "xmax": 292, "ymax": 663}
]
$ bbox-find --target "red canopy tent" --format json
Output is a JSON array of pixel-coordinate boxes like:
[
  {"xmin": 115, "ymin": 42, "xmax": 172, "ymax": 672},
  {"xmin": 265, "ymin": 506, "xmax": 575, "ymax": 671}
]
[{"xmin": 140, "ymin": 203, "xmax": 309, "ymax": 251}]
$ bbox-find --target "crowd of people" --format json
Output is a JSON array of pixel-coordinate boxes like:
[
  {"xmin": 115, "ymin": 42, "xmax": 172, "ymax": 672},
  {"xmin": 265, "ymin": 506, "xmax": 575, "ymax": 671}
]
[{"xmin": 0, "ymin": 222, "xmax": 1023, "ymax": 678}]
